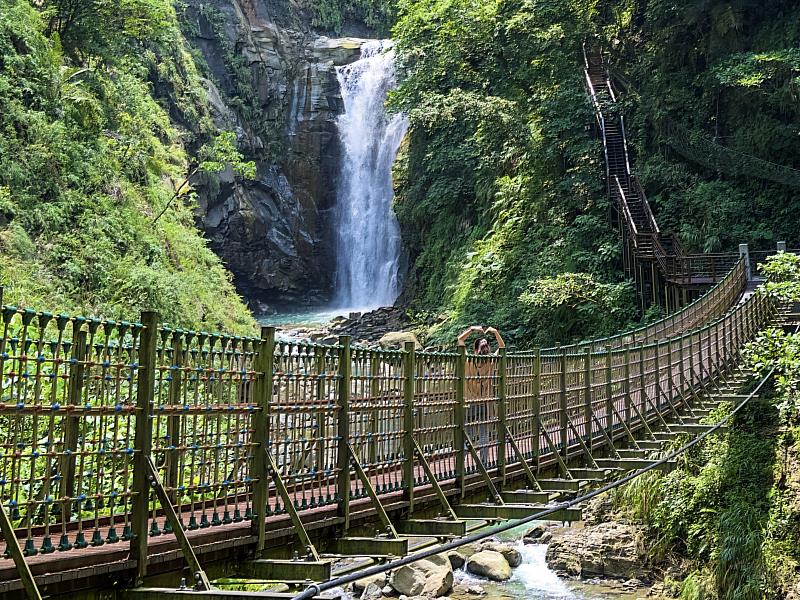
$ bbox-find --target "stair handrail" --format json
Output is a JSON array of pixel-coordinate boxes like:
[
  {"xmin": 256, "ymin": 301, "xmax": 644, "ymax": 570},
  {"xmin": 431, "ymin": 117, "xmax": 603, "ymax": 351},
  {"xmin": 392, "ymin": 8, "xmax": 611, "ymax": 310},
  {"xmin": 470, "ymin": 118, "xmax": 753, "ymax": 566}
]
[
  {"xmin": 583, "ymin": 45, "xmax": 611, "ymax": 195},
  {"xmin": 651, "ymin": 234, "xmax": 672, "ymax": 276},
  {"xmin": 605, "ymin": 80, "xmax": 632, "ymax": 178},
  {"xmin": 632, "ymin": 176, "xmax": 661, "ymax": 235},
  {"xmin": 614, "ymin": 176, "xmax": 639, "ymax": 239}
]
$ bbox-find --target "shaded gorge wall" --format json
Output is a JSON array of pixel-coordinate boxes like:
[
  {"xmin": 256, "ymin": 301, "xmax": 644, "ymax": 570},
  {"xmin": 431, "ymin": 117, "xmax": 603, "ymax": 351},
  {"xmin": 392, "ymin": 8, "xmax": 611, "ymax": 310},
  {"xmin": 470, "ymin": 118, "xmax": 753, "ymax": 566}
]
[{"xmin": 180, "ymin": 0, "xmax": 380, "ymax": 314}]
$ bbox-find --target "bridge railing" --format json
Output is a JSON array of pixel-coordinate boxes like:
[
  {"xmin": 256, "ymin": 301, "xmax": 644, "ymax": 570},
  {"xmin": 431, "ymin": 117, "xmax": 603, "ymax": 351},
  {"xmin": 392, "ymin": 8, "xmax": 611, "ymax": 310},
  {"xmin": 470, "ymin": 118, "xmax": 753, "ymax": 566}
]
[
  {"xmin": 538, "ymin": 258, "xmax": 746, "ymax": 355},
  {"xmin": 0, "ymin": 271, "xmax": 778, "ymax": 576}
]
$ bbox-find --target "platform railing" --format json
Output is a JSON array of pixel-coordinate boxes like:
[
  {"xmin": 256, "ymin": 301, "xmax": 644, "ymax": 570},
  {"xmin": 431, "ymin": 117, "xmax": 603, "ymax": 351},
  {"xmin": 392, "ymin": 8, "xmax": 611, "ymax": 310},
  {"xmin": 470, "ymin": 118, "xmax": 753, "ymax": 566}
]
[{"xmin": 0, "ymin": 271, "xmax": 779, "ymax": 583}]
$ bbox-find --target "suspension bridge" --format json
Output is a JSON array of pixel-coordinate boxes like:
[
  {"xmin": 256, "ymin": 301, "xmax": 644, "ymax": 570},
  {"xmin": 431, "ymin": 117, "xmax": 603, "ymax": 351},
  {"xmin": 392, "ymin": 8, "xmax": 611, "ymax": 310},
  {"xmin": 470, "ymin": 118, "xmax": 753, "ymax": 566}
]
[{"xmin": 0, "ymin": 49, "xmax": 795, "ymax": 600}]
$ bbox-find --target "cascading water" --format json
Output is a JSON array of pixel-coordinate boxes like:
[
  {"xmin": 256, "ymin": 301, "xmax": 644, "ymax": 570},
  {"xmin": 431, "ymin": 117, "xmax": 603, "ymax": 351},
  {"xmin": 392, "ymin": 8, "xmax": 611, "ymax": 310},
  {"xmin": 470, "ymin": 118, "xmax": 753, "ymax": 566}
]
[{"xmin": 333, "ymin": 40, "xmax": 408, "ymax": 309}]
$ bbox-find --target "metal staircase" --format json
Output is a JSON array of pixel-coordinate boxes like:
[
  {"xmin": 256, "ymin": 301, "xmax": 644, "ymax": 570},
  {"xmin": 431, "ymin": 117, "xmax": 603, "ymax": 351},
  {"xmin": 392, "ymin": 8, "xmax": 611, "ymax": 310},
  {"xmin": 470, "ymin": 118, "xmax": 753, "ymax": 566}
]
[{"xmin": 583, "ymin": 46, "xmax": 741, "ymax": 310}]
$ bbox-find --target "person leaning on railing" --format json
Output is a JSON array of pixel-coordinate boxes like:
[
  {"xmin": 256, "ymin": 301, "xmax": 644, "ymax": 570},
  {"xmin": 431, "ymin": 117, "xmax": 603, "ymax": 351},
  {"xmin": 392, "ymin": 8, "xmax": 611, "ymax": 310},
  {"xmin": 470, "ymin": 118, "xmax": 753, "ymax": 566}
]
[{"xmin": 457, "ymin": 326, "xmax": 506, "ymax": 464}]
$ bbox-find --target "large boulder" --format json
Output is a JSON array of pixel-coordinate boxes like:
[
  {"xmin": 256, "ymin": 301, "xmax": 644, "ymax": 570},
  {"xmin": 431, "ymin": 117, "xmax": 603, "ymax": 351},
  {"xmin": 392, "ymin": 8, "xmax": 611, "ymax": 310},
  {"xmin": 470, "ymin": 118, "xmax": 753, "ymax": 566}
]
[
  {"xmin": 523, "ymin": 524, "xmax": 553, "ymax": 545},
  {"xmin": 353, "ymin": 572, "xmax": 387, "ymax": 593},
  {"xmin": 379, "ymin": 331, "xmax": 422, "ymax": 350},
  {"xmin": 446, "ymin": 550, "xmax": 466, "ymax": 570},
  {"xmin": 545, "ymin": 521, "xmax": 650, "ymax": 580},
  {"xmin": 466, "ymin": 550, "xmax": 512, "ymax": 582},
  {"xmin": 389, "ymin": 554, "xmax": 453, "ymax": 597},
  {"xmin": 480, "ymin": 541, "xmax": 522, "ymax": 568}
]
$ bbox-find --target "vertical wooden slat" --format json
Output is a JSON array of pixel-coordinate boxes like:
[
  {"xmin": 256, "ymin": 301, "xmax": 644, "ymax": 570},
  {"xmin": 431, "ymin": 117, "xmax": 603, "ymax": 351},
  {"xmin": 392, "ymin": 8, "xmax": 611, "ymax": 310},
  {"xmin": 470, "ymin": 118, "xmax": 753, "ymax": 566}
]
[
  {"xmin": 605, "ymin": 345, "xmax": 613, "ymax": 434},
  {"xmin": 583, "ymin": 348, "xmax": 592, "ymax": 448},
  {"xmin": 559, "ymin": 351, "xmax": 567, "ymax": 462},
  {"xmin": 337, "ymin": 336, "xmax": 352, "ymax": 529},
  {"xmin": 455, "ymin": 346, "xmax": 466, "ymax": 497},
  {"xmin": 497, "ymin": 347, "xmax": 507, "ymax": 486},
  {"xmin": 403, "ymin": 341, "xmax": 415, "ymax": 510},
  {"xmin": 60, "ymin": 327, "xmax": 86, "ymax": 503},
  {"xmin": 251, "ymin": 326, "xmax": 274, "ymax": 554},
  {"xmin": 533, "ymin": 349, "xmax": 541, "ymax": 470},
  {"xmin": 165, "ymin": 333, "xmax": 182, "ymax": 504},
  {"xmin": 131, "ymin": 311, "xmax": 158, "ymax": 584}
]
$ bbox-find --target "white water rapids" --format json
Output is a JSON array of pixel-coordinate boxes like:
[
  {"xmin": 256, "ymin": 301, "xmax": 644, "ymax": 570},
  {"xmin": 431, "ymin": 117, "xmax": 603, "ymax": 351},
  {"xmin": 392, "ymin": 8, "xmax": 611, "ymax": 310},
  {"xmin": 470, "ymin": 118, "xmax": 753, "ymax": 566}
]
[{"xmin": 333, "ymin": 40, "xmax": 408, "ymax": 310}]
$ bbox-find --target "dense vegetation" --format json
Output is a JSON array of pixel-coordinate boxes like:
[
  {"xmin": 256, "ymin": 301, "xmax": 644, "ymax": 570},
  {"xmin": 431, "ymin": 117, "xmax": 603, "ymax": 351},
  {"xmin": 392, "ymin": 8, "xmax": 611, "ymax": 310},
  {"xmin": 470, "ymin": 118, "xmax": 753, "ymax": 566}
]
[
  {"xmin": 0, "ymin": 0, "xmax": 255, "ymax": 333},
  {"xmin": 612, "ymin": 0, "xmax": 800, "ymax": 253},
  {"xmin": 609, "ymin": 254, "xmax": 800, "ymax": 599},
  {"xmin": 391, "ymin": 0, "xmax": 800, "ymax": 347},
  {"xmin": 391, "ymin": 0, "xmax": 636, "ymax": 346},
  {"xmin": 299, "ymin": 0, "xmax": 396, "ymax": 35}
]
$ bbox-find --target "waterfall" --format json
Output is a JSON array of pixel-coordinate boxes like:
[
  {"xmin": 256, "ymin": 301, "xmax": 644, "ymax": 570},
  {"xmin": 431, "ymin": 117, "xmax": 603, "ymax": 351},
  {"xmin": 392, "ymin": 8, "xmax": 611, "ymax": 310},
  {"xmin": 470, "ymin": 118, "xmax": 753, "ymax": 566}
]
[{"xmin": 333, "ymin": 40, "xmax": 408, "ymax": 309}]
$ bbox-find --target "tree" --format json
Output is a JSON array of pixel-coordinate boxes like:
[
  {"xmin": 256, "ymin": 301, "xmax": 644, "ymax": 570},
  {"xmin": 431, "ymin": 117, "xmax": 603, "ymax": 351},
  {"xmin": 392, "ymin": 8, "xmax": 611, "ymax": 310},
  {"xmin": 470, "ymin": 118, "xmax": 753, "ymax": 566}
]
[{"xmin": 152, "ymin": 131, "xmax": 256, "ymax": 224}]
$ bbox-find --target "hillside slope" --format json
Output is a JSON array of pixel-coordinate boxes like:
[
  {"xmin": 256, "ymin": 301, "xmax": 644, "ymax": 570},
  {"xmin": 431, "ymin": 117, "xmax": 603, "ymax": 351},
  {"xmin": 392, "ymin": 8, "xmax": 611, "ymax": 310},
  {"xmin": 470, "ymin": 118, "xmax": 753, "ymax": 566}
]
[{"xmin": 0, "ymin": 0, "xmax": 255, "ymax": 333}]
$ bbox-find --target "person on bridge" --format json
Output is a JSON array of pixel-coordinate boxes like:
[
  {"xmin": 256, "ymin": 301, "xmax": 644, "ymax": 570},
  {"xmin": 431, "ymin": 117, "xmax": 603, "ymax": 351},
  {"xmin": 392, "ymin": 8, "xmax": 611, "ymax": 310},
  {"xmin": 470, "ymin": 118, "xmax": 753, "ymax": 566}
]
[{"xmin": 457, "ymin": 326, "xmax": 505, "ymax": 466}]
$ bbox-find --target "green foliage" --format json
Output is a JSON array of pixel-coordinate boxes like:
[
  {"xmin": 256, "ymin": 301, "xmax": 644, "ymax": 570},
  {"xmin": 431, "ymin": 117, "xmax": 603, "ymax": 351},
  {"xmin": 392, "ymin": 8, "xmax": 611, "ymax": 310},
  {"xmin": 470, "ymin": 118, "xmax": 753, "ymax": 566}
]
[
  {"xmin": 198, "ymin": 131, "xmax": 256, "ymax": 179},
  {"xmin": 614, "ymin": 397, "xmax": 779, "ymax": 598},
  {"xmin": 744, "ymin": 328, "xmax": 800, "ymax": 425},
  {"xmin": 0, "ymin": 0, "xmax": 255, "ymax": 333},
  {"xmin": 757, "ymin": 251, "xmax": 800, "ymax": 302},
  {"xmin": 608, "ymin": 0, "xmax": 800, "ymax": 254},
  {"xmin": 39, "ymin": 0, "xmax": 174, "ymax": 59},
  {"xmin": 519, "ymin": 272, "xmax": 635, "ymax": 341},
  {"xmin": 392, "ymin": 0, "xmax": 634, "ymax": 347},
  {"xmin": 299, "ymin": 0, "xmax": 396, "ymax": 34}
]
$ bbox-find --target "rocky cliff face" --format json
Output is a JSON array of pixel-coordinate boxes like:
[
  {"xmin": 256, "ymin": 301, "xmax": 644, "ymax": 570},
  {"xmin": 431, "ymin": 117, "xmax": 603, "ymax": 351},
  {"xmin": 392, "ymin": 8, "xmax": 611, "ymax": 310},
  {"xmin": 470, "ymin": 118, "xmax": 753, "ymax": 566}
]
[{"xmin": 181, "ymin": 0, "xmax": 366, "ymax": 312}]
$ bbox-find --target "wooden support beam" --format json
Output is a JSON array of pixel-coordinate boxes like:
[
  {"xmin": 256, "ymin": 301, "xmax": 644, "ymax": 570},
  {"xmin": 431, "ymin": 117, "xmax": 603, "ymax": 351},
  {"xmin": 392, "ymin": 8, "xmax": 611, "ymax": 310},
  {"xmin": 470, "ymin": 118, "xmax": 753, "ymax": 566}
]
[
  {"xmin": 454, "ymin": 504, "xmax": 582, "ymax": 522},
  {"xmin": 503, "ymin": 424, "xmax": 542, "ymax": 492},
  {"xmin": 245, "ymin": 559, "xmax": 332, "ymax": 583},
  {"xmin": 122, "ymin": 589, "xmax": 342, "ymax": 600},
  {"xmin": 464, "ymin": 433, "xmax": 503, "ymax": 504},
  {"xmin": 145, "ymin": 457, "xmax": 211, "ymax": 591},
  {"xmin": 500, "ymin": 490, "xmax": 550, "ymax": 504},
  {"xmin": 332, "ymin": 537, "xmax": 408, "ymax": 558},
  {"xmin": 348, "ymin": 444, "xmax": 399, "ymax": 538},
  {"xmin": 595, "ymin": 457, "xmax": 677, "ymax": 472},
  {"xmin": 538, "ymin": 424, "xmax": 573, "ymax": 479},
  {"xmin": 0, "ymin": 502, "xmax": 41, "ymax": 600},
  {"xmin": 535, "ymin": 479, "xmax": 583, "ymax": 492},
  {"xmin": 565, "ymin": 417, "xmax": 599, "ymax": 468},
  {"xmin": 590, "ymin": 413, "xmax": 621, "ymax": 459},
  {"xmin": 265, "ymin": 450, "xmax": 321, "ymax": 561},
  {"xmin": 568, "ymin": 468, "xmax": 609, "ymax": 481},
  {"xmin": 411, "ymin": 438, "xmax": 458, "ymax": 520},
  {"xmin": 132, "ymin": 311, "xmax": 158, "ymax": 584},
  {"xmin": 252, "ymin": 327, "xmax": 275, "ymax": 554},
  {"xmin": 397, "ymin": 519, "xmax": 468, "ymax": 537}
]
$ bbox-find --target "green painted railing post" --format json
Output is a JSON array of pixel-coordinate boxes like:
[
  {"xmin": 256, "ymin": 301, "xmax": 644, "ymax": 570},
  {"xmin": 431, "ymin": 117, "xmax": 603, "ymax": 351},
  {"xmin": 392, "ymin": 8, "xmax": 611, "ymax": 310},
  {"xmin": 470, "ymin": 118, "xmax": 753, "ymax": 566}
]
[
  {"xmin": 583, "ymin": 348, "xmax": 592, "ymax": 448},
  {"xmin": 251, "ymin": 326, "xmax": 274, "ymax": 554},
  {"xmin": 639, "ymin": 344, "xmax": 647, "ymax": 418},
  {"xmin": 605, "ymin": 345, "xmax": 613, "ymax": 434},
  {"xmin": 403, "ymin": 341, "xmax": 416, "ymax": 510},
  {"xmin": 653, "ymin": 341, "xmax": 662, "ymax": 414},
  {"xmin": 666, "ymin": 339, "xmax": 675, "ymax": 404},
  {"xmin": 678, "ymin": 334, "xmax": 687, "ymax": 394},
  {"xmin": 59, "ymin": 326, "xmax": 86, "ymax": 504},
  {"xmin": 623, "ymin": 345, "xmax": 632, "ymax": 426},
  {"xmin": 337, "ymin": 336, "xmax": 352, "ymax": 529},
  {"xmin": 369, "ymin": 353, "xmax": 380, "ymax": 465},
  {"xmin": 559, "ymin": 350, "xmax": 568, "ymax": 462},
  {"xmin": 165, "ymin": 333, "xmax": 183, "ymax": 504},
  {"xmin": 455, "ymin": 346, "xmax": 466, "ymax": 497},
  {"xmin": 497, "ymin": 347, "xmax": 508, "ymax": 486},
  {"xmin": 533, "ymin": 349, "xmax": 541, "ymax": 470},
  {"xmin": 131, "ymin": 311, "xmax": 158, "ymax": 585}
]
